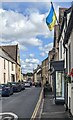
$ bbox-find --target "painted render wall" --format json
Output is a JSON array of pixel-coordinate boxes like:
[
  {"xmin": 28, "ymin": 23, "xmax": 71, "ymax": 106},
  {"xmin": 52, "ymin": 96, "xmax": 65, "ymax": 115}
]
[
  {"xmin": 0, "ymin": 57, "xmax": 16, "ymax": 84},
  {"xmin": 0, "ymin": 57, "xmax": 8, "ymax": 83},
  {"xmin": 67, "ymin": 30, "xmax": 71, "ymax": 110},
  {"xmin": 66, "ymin": 30, "xmax": 73, "ymax": 114},
  {"xmin": 0, "ymin": 48, "xmax": 16, "ymax": 84},
  {"xmin": 71, "ymin": 30, "xmax": 73, "ymax": 115}
]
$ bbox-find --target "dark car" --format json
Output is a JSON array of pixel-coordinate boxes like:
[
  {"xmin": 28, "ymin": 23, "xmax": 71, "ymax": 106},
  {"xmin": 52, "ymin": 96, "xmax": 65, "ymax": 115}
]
[
  {"xmin": 0, "ymin": 84, "xmax": 13, "ymax": 97},
  {"xmin": 35, "ymin": 81, "xmax": 41, "ymax": 87},
  {"xmin": 20, "ymin": 82, "xmax": 25, "ymax": 90},
  {"xmin": 11, "ymin": 82, "xmax": 22, "ymax": 92}
]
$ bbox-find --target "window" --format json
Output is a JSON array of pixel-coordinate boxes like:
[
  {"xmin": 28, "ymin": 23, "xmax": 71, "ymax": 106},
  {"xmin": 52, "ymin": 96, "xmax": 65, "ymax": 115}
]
[
  {"xmin": 11, "ymin": 74, "xmax": 15, "ymax": 82},
  {"xmin": 4, "ymin": 59, "xmax": 5, "ymax": 69},
  {"xmin": 12, "ymin": 62, "xmax": 14, "ymax": 71},
  {"xmin": 56, "ymin": 71, "xmax": 64, "ymax": 98},
  {"xmin": 4, "ymin": 73, "xmax": 6, "ymax": 83}
]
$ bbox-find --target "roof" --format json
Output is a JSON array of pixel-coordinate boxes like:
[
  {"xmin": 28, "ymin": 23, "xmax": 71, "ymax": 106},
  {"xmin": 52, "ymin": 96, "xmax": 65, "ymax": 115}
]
[
  {"xmin": 51, "ymin": 60, "xmax": 64, "ymax": 71},
  {"xmin": 0, "ymin": 47, "xmax": 16, "ymax": 63},
  {"xmin": 1, "ymin": 45, "xmax": 18, "ymax": 62},
  {"xmin": 0, "ymin": 44, "xmax": 21, "ymax": 66},
  {"xmin": 42, "ymin": 57, "xmax": 48, "ymax": 63}
]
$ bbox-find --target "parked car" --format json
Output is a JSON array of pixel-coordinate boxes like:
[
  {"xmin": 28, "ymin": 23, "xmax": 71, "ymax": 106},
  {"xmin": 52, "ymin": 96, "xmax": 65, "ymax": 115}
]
[
  {"xmin": 27, "ymin": 81, "xmax": 32, "ymax": 86},
  {"xmin": 7, "ymin": 83, "xmax": 13, "ymax": 95},
  {"xmin": 24, "ymin": 81, "xmax": 31, "ymax": 87},
  {"xmin": 20, "ymin": 82, "xmax": 25, "ymax": 90},
  {"xmin": 0, "ymin": 84, "xmax": 13, "ymax": 97},
  {"xmin": 8, "ymin": 82, "xmax": 21, "ymax": 92},
  {"xmin": 35, "ymin": 81, "xmax": 41, "ymax": 87},
  {"xmin": 32, "ymin": 81, "xmax": 35, "ymax": 86}
]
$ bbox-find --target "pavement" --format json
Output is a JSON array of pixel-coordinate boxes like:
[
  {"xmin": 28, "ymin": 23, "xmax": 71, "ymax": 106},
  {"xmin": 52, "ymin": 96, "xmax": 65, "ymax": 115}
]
[{"xmin": 40, "ymin": 91, "xmax": 73, "ymax": 120}]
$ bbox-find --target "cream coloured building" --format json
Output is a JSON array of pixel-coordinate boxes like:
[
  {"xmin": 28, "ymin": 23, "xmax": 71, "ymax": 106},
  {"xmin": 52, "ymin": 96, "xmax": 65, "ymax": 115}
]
[
  {"xmin": 2, "ymin": 44, "xmax": 21, "ymax": 81},
  {"xmin": 0, "ymin": 47, "xmax": 16, "ymax": 84}
]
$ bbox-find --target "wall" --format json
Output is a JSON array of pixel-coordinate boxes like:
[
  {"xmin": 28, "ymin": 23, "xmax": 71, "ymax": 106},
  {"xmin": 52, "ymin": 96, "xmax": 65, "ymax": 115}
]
[
  {"xmin": 42, "ymin": 57, "xmax": 48, "ymax": 85},
  {"xmin": 71, "ymin": 30, "xmax": 73, "ymax": 115},
  {"xmin": 34, "ymin": 72, "xmax": 37, "ymax": 83},
  {"xmin": 0, "ymin": 48, "xmax": 16, "ymax": 84}
]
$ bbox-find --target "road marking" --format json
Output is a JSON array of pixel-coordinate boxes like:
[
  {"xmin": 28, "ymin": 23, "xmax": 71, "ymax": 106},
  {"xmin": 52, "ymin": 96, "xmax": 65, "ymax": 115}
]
[
  {"xmin": 2, "ymin": 117, "xmax": 12, "ymax": 120},
  {"xmin": 30, "ymin": 88, "xmax": 43, "ymax": 120},
  {"xmin": 39, "ymin": 98, "xmax": 44, "ymax": 119},
  {"xmin": 0, "ymin": 112, "xmax": 18, "ymax": 120}
]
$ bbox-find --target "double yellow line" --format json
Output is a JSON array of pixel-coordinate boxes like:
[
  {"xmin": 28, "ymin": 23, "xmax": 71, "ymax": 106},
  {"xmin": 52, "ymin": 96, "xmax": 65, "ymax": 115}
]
[{"xmin": 30, "ymin": 88, "xmax": 43, "ymax": 120}]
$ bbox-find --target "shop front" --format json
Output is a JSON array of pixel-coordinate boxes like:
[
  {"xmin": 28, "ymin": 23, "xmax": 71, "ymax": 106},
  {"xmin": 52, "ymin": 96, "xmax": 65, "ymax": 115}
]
[{"xmin": 51, "ymin": 60, "xmax": 65, "ymax": 104}]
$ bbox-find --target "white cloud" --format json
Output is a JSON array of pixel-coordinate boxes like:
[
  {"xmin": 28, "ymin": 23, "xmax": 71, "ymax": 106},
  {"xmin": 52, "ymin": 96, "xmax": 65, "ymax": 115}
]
[
  {"xmin": 29, "ymin": 53, "xmax": 34, "ymax": 58},
  {"xmin": 20, "ymin": 38, "xmax": 42, "ymax": 46},
  {"xmin": 0, "ymin": 8, "xmax": 53, "ymax": 46},
  {"xmin": 25, "ymin": 58, "xmax": 39, "ymax": 64},
  {"xmin": 0, "ymin": 2, "xmax": 61, "ymax": 73},
  {"xmin": 21, "ymin": 57, "xmax": 40, "ymax": 73},
  {"xmin": 0, "ymin": 2, "xmax": 60, "ymax": 49},
  {"xmin": 39, "ymin": 42, "xmax": 53, "ymax": 57},
  {"xmin": 40, "ymin": 52, "xmax": 46, "ymax": 57}
]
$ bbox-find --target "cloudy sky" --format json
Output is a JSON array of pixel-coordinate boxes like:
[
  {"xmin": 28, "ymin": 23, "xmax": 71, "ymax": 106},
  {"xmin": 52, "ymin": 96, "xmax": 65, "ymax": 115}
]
[{"xmin": 0, "ymin": 1, "xmax": 71, "ymax": 73}]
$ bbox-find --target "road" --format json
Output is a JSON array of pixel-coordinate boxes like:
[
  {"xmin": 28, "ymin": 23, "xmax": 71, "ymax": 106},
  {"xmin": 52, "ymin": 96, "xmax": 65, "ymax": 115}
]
[{"xmin": 1, "ymin": 86, "xmax": 42, "ymax": 119}]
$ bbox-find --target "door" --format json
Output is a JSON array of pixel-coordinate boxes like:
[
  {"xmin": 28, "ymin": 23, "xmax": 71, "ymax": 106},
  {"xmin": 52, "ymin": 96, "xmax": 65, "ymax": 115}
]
[{"xmin": 11, "ymin": 74, "xmax": 15, "ymax": 82}]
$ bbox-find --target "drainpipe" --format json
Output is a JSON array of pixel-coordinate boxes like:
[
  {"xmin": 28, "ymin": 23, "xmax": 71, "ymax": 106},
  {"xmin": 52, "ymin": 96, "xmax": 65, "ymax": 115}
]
[
  {"xmin": 63, "ymin": 42, "xmax": 68, "ymax": 111},
  {"xmin": 63, "ymin": 12, "xmax": 69, "ymax": 110}
]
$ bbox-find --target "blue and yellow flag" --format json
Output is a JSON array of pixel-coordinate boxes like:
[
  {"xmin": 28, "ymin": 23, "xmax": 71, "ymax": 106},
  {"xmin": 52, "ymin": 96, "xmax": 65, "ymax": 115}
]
[{"xmin": 46, "ymin": 4, "xmax": 56, "ymax": 31}]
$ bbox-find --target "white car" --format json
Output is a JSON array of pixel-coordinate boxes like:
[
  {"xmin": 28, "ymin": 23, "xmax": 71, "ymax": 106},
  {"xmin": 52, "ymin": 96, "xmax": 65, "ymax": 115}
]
[{"xmin": 24, "ymin": 82, "xmax": 30, "ymax": 87}]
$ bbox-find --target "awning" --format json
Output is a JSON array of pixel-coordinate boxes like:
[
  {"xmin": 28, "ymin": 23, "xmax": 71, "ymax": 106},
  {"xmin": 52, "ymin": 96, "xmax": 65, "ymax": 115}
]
[{"xmin": 51, "ymin": 60, "xmax": 64, "ymax": 72}]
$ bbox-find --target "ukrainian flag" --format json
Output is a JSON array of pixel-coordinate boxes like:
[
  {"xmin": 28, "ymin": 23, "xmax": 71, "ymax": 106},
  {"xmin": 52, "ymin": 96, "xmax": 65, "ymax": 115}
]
[{"xmin": 46, "ymin": 4, "xmax": 56, "ymax": 31}]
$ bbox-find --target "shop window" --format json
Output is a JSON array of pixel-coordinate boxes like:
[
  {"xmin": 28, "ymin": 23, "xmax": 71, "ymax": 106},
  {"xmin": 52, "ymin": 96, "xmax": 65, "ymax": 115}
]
[{"xmin": 56, "ymin": 71, "xmax": 64, "ymax": 98}]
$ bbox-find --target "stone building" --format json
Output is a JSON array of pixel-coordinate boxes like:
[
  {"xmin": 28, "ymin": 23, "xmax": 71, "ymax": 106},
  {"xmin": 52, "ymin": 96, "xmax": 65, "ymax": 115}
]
[{"xmin": 42, "ymin": 57, "xmax": 48, "ymax": 85}]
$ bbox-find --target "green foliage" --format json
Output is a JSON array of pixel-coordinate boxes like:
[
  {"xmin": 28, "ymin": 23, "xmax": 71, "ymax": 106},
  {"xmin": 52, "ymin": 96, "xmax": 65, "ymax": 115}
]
[{"xmin": 64, "ymin": 73, "xmax": 71, "ymax": 83}]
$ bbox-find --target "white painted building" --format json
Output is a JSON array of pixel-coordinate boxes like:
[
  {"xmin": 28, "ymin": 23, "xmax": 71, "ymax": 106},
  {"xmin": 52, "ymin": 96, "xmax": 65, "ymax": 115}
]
[
  {"xmin": 0, "ymin": 47, "xmax": 16, "ymax": 84},
  {"xmin": 61, "ymin": 4, "xmax": 73, "ymax": 115}
]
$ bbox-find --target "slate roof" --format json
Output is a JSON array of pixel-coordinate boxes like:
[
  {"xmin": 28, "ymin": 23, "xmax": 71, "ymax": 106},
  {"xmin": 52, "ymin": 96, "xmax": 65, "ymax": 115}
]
[
  {"xmin": 0, "ymin": 44, "xmax": 20, "ymax": 65},
  {"xmin": 0, "ymin": 47, "xmax": 16, "ymax": 63},
  {"xmin": 1, "ymin": 45, "xmax": 18, "ymax": 62}
]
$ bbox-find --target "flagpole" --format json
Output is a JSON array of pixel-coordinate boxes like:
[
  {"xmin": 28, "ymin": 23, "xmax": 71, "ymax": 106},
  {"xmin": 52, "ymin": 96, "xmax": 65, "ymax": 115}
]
[
  {"xmin": 51, "ymin": 1, "xmax": 65, "ymax": 43},
  {"xmin": 51, "ymin": 2, "xmax": 59, "ymax": 25}
]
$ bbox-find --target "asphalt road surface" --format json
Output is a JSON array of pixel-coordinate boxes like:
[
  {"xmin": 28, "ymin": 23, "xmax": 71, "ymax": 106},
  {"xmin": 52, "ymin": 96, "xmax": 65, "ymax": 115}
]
[{"xmin": 0, "ymin": 86, "xmax": 42, "ymax": 119}]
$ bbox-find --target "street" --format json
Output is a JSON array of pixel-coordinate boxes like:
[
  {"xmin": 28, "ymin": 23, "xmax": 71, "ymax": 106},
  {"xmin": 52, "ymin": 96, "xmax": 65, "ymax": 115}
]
[
  {"xmin": 1, "ymin": 87, "xmax": 42, "ymax": 119},
  {"xmin": 0, "ymin": 1, "xmax": 73, "ymax": 119}
]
